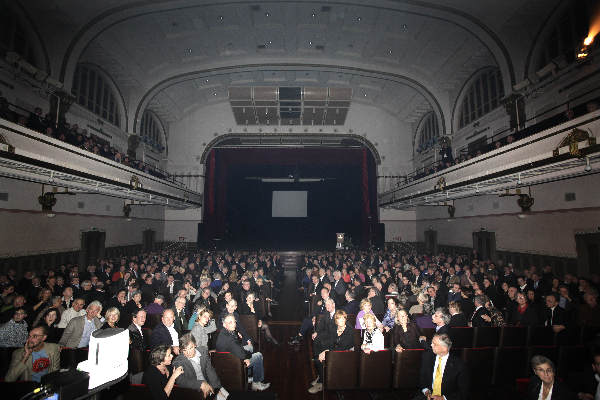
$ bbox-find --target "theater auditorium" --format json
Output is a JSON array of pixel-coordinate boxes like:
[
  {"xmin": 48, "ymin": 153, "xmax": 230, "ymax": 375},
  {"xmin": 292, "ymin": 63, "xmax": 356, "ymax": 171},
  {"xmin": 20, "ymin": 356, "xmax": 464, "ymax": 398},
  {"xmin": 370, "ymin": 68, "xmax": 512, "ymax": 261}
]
[{"xmin": 0, "ymin": 1, "xmax": 599, "ymax": 399}]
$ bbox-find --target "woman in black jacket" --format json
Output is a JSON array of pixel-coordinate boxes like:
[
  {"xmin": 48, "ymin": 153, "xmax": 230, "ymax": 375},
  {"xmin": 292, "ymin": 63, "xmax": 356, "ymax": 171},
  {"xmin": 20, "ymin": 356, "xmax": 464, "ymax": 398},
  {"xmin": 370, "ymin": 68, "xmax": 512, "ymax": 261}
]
[
  {"xmin": 308, "ymin": 309, "xmax": 354, "ymax": 394},
  {"xmin": 509, "ymin": 292, "xmax": 538, "ymax": 327},
  {"xmin": 527, "ymin": 355, "xmax": 574, "ymax": 400},
  {"xmin": 238, "ymin": 292, "xmax": 278, "ymax": 345},
  {"xmin": 393, "ymin": 309, "xmax": 422, "ymax": 351}
]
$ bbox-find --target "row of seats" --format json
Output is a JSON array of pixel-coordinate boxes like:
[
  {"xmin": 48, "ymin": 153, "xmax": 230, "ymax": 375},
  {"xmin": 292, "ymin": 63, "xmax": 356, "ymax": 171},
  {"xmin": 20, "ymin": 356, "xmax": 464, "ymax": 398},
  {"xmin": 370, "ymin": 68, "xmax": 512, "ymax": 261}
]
[{"xmin": 322, "ymin": 344, "xmax": 588, "ymax": 400}]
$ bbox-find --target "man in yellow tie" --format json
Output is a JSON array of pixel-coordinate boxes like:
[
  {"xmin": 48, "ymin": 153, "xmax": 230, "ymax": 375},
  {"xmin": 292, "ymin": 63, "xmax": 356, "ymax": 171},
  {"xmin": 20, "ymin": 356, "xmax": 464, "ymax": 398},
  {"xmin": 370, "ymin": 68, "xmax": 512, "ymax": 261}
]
[{"xmin": 418, "ymin": 334, "xmax": 469, "ymax": 400}]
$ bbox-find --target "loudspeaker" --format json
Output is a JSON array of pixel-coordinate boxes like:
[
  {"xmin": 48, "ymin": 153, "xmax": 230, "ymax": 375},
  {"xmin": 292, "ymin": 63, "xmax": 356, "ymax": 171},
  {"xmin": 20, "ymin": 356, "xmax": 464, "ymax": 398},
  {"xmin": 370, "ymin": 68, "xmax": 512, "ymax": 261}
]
[{"xmin": 372, "ymin": 222, "xmax": 385, "ymax": 248}]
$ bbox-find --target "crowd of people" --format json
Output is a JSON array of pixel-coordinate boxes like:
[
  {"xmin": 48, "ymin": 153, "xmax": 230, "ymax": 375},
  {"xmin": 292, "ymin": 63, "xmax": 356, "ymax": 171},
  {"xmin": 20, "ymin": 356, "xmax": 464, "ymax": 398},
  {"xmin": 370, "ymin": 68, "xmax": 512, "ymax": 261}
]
[
  {"xmin": 0, "ymin": 95, "xmax": 168, "ymax": 180},
  {"xmin": 1, "ymin": 246, "xmax": 599, "ymax": 399},
  {"xmin": 0, "ymin": 250, "xmax": 283, "ymax": 398},
  {"xmin": 291, "ymin": 248, "xmax": 600, "ymax": 397}
]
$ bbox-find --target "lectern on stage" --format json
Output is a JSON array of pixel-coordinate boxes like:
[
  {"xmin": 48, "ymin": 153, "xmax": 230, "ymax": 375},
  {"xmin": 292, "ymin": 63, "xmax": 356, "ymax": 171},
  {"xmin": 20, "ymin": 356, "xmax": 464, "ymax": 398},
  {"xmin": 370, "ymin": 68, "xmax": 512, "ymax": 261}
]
[{"xmin": 336, "ymin": 233, "xmax": 345, "ymax": 250}]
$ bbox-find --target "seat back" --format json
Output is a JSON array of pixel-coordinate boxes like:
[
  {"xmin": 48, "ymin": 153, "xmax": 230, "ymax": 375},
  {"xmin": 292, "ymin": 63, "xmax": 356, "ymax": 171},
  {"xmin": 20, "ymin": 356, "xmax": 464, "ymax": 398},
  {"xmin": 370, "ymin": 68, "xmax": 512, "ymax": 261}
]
[
  {"xmin": 0, "ymin": 347, "xmax": 18, "ymax": 378},
  {"xmin": 324, "ymin": 350, "xmax": 358, "ymax": 390},
  {"xmin": 238, "ymin": 314, "xmax": 259, "ymax": 344},
  {"xmin": 499, "ymin": 326, "xmax": 527, "ymax": 347},
  {"xmin": 473, "ymin": 327, "xmax": 500, "ymax": 347},
  {"xmin": 420, "ymin": 327, "xmax": 435, "ymax": 341},
  {"xmin": 353, "ymin": 329, "xmax": 362, "ymax": 351},
  {"xmin": 128, "ymin": 349, "xmax": 147, "ymax": 374},
  {"xmin": 210, "ymin": 352, "xmax": 247, "ymax": 391},
  {"xmin": 557, "ymin": 345, "xmax": 587, "ymax": 378},
  {"xmin": 146, "ymin": 313, "xmax": 162, "ymax": 329},
  {"xmin": 358, "ymin": 350, "xmax": 392, "ymax": 389},
  {"xmin": 493, "ymin": 346, "xmax": 529, "ymax": 386},
  {"xmin": 59, "ymin": 347, "xmax": 88, "ymax": 369},
  {"xmin": 528, "ymin": 326, "xmax": 555, "ymax": 346},
  {"xmin": 393, "ymin": 349, "xmax": 424, "ymax": 389},
  {"xmin": 461, "ymin": 347, "xmax": 494, "ymax": 388},
  {"xmin": 449, "ymin": 327, "xmax": 474, "ymax": 348},
  {"xmin": 527, "ymin": 346, "xmax": 558, "ymax": 366}
]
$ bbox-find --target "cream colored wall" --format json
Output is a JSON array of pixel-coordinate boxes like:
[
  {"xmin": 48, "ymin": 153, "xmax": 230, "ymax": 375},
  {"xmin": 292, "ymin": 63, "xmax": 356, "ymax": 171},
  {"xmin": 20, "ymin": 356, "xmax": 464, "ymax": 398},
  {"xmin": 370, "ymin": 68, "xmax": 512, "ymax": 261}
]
[
  {"xmin": 380, "ymin": 208, "xmax": 417, "ymax": 242},
  {"xmin": 163, "ymin": 208, "xmax": 202, "ymax": 242},
  {"xmin": 0, "ymin": 178, "xmax": 165, "ymax": 257},
  {"xmin": 414, "ymin": 174, "xmax": 600, "ymax": 257}
]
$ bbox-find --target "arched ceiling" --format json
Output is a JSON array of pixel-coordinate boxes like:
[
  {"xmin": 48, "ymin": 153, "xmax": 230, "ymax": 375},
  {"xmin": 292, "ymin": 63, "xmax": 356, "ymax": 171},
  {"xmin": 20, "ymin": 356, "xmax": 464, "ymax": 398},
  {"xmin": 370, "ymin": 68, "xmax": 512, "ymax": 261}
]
[{"xmin": 21, "ymin": 0, "xmax": 560, "ymax": 135}]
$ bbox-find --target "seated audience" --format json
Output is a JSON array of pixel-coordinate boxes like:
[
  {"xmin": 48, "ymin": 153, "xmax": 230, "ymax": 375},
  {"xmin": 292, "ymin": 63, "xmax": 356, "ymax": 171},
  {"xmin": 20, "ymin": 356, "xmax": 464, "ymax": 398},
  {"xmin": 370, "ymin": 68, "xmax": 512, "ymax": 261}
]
[
  {"xmin": 308, "ymin": 309, "xmax": 353, "ymax": 394},
  {"xmin": 0, "ymin": 308, "xmax": 28, "ymax": 347},
  {"xmin": 361, "ymin": 313, "xmax": 384, "ymax": 353},
  {"xmin": 509, "ymin": 292, "xmax": 538, "ymax": 327},
  {"xmin": 59, "ymin": 301, "xmax": 103, "ymax": 348},
  {"xmin": 145, "ymin": 294, "xmax": 166, "ymax": 315},
  {"xmin": 481, "ymin": 296, "xmax": 506, "ymax": 327},
  {"xmin": 239, "ymin": 291, "xmax": 278, "ymax": 345},
  {"xmin": 143, "ymin": 344, "xmax": 184, "ymax": 400},
  {"xmin": 171, "ymin": 296, "xmax": 188, "ymax": 336},
  {"xmin": 342, "ymin": 289, "xmax": 359, "ymax": 315},
  {"xmin": 128, "ymin": 309, "xmax": 147, "ymax": 351},
  {"xmin": 5, "ymin": 325, "xmax": 60, "ymax": 382},
  {"xmin": 527, "ymin": 355, "xmax": 573, "ymax": 400},
  {"xmin": 38, "ymin": 308, "xmax": 62, "ymax": 343},
  {"xmin": 190, "ymin": 306, "xmax": 216, "ymax": 349},
  {"xmin": 577, "ymin": 348, "xmax": 600, "ymax": 400},
  {"xmin": 470, "ymin": 295, "xmax": 492, "ymax": 327},
  {"xmin": 150, "ymin": 309, "xmax": 180, "ymax": 355},
  {"xmin": 172, "ymin": 333, "xmax": 223, "ymax": 397},
  {"xmin": 417, "ymin": 333, "xmax": 469, "ymax": 400},
  {"xmin": 448, "ymin": 301, "xmax": 468, "ymax": 327},
  {"xmin": 100, "ymin": 306, "xmax": 120, "ymax": 329},
  {"xmin": 356, "ymin": 298, "xmax": 381, "ymax": 329},
  {"xmin": 382, "ymin": 297, "xmax": 399, "ymax": 332},
  {"xmin": 393, "ymin": 308, "xmax": 422, "ymax": 351},
  {"xmin": 216, "ymin": 313, "xmax": 270, "ymax": 391},
  {"xmin": 57, "ymin": 297, "xmax": 86, "ymax": 328}
]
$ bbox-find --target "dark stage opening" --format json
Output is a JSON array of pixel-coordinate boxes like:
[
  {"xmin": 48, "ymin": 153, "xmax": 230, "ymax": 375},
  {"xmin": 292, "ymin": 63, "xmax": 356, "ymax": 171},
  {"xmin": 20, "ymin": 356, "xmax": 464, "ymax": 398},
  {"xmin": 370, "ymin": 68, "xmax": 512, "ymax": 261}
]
[{"xmin": 202, "ymin": 147, "xmax": 377, "ymax": 250}]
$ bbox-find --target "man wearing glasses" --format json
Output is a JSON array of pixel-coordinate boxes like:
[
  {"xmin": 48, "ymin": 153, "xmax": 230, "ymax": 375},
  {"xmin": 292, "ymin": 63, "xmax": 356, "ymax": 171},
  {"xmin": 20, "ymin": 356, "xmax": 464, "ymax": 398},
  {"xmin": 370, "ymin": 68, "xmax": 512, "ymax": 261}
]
[{"xmin": 5, "ymin": 325, "xmax": 60, "ymax": 382}]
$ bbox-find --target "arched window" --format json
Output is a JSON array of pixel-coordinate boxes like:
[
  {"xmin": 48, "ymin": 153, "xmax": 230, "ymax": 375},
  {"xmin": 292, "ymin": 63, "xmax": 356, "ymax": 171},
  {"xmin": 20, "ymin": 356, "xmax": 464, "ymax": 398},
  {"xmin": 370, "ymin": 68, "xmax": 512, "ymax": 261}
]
[
  {"xmin": 71, "ymin": 64, "xmax": 122, "ymax": 127},
  {"xmin": 416, "ymin": 112, "xmax": 439, "ymax": 153},
  {"xmin": 537, "ymin": 0, "xmax": 598, "ymax": 70},
  {"xmin": 140, "ymin": 110, "xmax": 165, "ymax": 153},
  {"xmin": 0, "ymin": 3, "xmax": 40, "ymax": 68},
  {"xmin": 458, "ymin": 68, "xmax": 504, "ymax": 129}
]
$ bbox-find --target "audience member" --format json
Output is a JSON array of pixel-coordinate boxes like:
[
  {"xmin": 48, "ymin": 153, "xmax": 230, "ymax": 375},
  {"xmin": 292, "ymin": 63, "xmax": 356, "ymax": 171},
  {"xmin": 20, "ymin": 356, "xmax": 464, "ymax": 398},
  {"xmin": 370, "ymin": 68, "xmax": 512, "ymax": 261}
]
[
  {"xmin": 393, "ymin": 309, "xmax": 422, "ymax": 351},
  {"xmin": 59, "ymin": 301, "xmax": 103, "ymax": 348},
  {"xmin": 172, "ymin": 333, "xmax": 222, "ymax": 397},
  {"xmin": 143, "ymin": 344, "xmax": 184, "ymax": 400},
  {"xmin": 527, "ymin": 355, "xmax": 573, "ymax": 400},
  {"xmin": 150, "ymin": 309, "xmax": 180, "ymax": 355},
  {"xmin": 0, "ymin": 308, "xmax": 28, "ymax": 347},
  {"xmin": 216, "ymin": 314, "xmax": 270, "ymax": 391},
  {"xmin": 57, "ymin": 297, "xmax": 86, "ymax": 328},
  {"xmin": 4, "ymin": 325, "xmax": 60, "ymax": 382}
]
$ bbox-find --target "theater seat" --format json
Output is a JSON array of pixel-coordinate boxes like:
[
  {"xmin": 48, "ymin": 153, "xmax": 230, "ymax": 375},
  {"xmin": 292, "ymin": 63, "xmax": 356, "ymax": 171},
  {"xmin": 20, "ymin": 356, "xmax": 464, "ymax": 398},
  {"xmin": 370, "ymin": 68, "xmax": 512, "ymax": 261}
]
[
  {"xmin": 358, "ymin": 350, "xmax": 392, "ymax": 389},
  {"xmin": 393, "ymin": 349, "xmax": 423, "ymax": 389},
  {"xmin": 0, "ymin": 347, "xmax": 18, "ymax": 378},
  {"xmin": 420, "ymin": 328, "xmax": 435, "ymax": 341},
  {"xmin": 528, "ymin": 346, "xmax": 558, "ymax": 366},
  {"xmin": 238, "ymin": 314, "xmax": 260, "ymax": 348},
  {"xmin": 449, "ymin": 327, "xmax": 474, "ymax": 348},
  {"xmin": 324, "ymin": 350, "xmax": 358, "ymax": 391},
  {"xmin": 461, "ymin": 347, "xmax": 494, "ymax": 390},
  {"xmin": 528, "ymin": 326, "xmax": 555, "ymax": 346},
  {"xmin": 210, "ymin": 352, "xmax": 248, "ymax": 391},
  {"xmin": 128, "ymin": 349, "xmax": 147, "ymax": 375},
  {"xmin": 557, "ymin": 345, "xmax": 587, "ymax": 379},
  {"xmin": 493, "ymin": 346, "xmax": 529, "ymax": 386},
  {"xmin": 473, "ymin": 326, "xmax": 500, "ymax": 347},
  {"xmin": 146, "ymin": 313, "xmax": 161, "ymax": 329},
  {"xmin": 59, "ymin": 347, "xmax": 88, "ymax": 369},
  {"xmin": 499, "ymin": 326, "xmax": 527, "ymax": 347}
]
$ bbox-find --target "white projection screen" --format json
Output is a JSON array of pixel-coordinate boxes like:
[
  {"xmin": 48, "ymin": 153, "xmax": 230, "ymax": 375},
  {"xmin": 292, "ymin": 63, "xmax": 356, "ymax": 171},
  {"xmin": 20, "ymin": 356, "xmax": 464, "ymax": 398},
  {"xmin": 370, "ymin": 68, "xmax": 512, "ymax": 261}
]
[{"xmin": 272, "ymin": 191, "xmax": 308, "ymax": 218}]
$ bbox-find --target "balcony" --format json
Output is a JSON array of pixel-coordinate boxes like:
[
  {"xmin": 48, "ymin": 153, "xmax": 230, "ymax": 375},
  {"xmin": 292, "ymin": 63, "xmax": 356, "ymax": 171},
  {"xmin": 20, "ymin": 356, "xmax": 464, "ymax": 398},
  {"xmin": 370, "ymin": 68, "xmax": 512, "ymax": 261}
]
[
  {"xmin": 379, "ymin": 110, "xmax": 600, "ymax": 208},
  {"xmin": 0, "ymin": 119, "xmax": 202, "ymax": 208}
]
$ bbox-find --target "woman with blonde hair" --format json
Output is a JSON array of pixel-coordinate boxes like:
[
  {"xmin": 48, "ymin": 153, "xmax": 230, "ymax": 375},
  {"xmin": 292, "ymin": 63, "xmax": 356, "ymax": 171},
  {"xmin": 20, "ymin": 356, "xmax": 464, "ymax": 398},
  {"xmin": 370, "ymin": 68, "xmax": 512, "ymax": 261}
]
[
  {"xmin": 100, "ymin": 307, "xmax": 120, "ymax": 329},
  {"xmin": 355, "ymin": 298, "xmax": 381, "ymax": 329},
  {"xmin": 361, "ymin": 313, "xmax": 384, "ymax": 353}
]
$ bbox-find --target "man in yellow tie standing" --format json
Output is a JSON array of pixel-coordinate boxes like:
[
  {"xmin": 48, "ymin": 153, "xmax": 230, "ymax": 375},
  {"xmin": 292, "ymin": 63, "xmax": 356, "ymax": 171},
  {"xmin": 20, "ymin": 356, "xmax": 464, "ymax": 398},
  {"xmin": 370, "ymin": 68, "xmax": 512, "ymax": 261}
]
[{"xmin": 418, "ymin": 334, "xmax": 469, "ymax": 400}]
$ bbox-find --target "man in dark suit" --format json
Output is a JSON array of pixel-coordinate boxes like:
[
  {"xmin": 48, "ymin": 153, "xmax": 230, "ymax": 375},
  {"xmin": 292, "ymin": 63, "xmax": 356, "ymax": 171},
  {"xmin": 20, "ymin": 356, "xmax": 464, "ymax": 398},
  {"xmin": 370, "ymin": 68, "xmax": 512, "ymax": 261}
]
[
  {"xmin": 342, "ymin": 290, "xmax": 359, "ymax": 315},
  {"xmin": 171, "ymin": 297, "xmax": 188, "ymax": 336},
  {"xmin": 418, "ymin": 333, "xmax": 469, "ymax": 400},
  {"xmin": 149, "ymin": 309, "xmax": 180, "ymax": 355},
  {"xmin": 448, "ymin": 302, "xmax": 468, "ymax": 327},
  {"xmin": 173, "ymin": 333, "xmax": 223, "ymax": 398},
  {"xmin": 331, "ymin": 270, "xmax": 347, "ymax": 306},
  {"xmin": 470, "ymin": 295, "xmax": 491, "ymax": 327},
  {"xmin": 216, "ymin": 314, "xmax": 270, "ymax": 391},
  {"xmin": 128, "ymin": 309, "xmax": 146, "ymax": 351}
]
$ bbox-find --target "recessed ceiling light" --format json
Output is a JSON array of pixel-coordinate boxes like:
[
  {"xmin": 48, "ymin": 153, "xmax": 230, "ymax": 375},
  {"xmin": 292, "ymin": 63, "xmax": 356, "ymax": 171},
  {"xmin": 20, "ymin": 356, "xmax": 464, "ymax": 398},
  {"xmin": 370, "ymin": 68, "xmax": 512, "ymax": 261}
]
[
  {"xmin": 364, "ymin": 93, "xmax": 367, "ymax": 97},
  {"xmin": 265, "ymin": 12, "xmax": 271, "ymax": 17},
  {"xmin": 308, "ymin": 41, "xmax": 313, "ymax": 46},
  {"xmin": 218, "ymin": 15, "xmax": 224, "ymax": 21},
  {"xmin": 205, "ymin": 79, "xmax": 209, "ymax": 82},
  {"xmin": 356, "ymin": 16, "xmax": 362, "ymax": 22},
  {"xmin": 268, "ymin": 40, "xmax": 272, "ymax": 44},
  {"xmin": 388, "ymin": 49, "xmax": 393, "ymax": 54},
  {"xmin": 185, "ymin": 48, "xmax": 193, "ymax": 54},
  {"xmin": 213, "ymin": 92, "xmax": 217, "ymax": 96},
  {"xmin": 402, "ymin": 24, "xmax": 408, "ymax": 30},
  {"xmin": 311, "ymin": 11, "xmax": 317, "ymax": 18}
]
